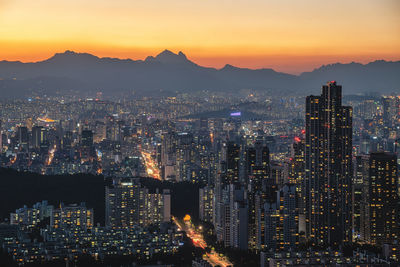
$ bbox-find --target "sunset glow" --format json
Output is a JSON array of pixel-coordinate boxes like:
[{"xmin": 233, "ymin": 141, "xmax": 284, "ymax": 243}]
[{"xmin": 0, "ymin": 0, "xmax": 399, "ymax": 73}]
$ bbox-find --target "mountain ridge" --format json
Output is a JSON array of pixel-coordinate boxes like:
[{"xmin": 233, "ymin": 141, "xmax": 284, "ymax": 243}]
[{"xmin": 0, "ymin": 50, "xmax": 399, "ymax": 97}]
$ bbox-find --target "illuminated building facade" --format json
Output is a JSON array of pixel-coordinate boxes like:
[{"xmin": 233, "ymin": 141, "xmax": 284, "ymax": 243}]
[
  {"xmin": 51, "ymin": 202, "xmax": 93, "ymax": 230},
  {"xmin": 305, "ymin": 81, "xmax": 353, "ymax": 246},
  {"xmin": 105, "ymin": 178, "xmax": 171, "ymax": 228},
  {"xmin": 199, "ymin": 186, "xmax": 214, "ymax": 223},
  {"xmin": 361, "ymin": 152, "xmax": 398, "ymax": 245}
]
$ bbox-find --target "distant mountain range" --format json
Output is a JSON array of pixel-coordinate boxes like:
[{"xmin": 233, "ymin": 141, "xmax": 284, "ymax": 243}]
[{"xmin": 0, "ymin": 50, "xmax": 399, "ymax": 98}]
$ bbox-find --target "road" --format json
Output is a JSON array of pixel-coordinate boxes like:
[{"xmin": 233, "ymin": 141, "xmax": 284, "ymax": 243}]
[
  {"xmin": 172, "ymin": 216, "xmax": 232, "ymax": 267},
  {"xmin": 46, "ymin": 144, "xmax": 56, "ymax": 166},
  {"xmin": 141, "ymin": 150, "xmax": 161, "ymax": 180}
]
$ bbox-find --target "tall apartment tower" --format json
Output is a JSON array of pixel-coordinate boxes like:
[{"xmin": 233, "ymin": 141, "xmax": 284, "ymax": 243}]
[
  {"xmin": 199, "ymin": 186, "xmax": 214, "ymax": 223},
  {"xmin": 361, "ymin": 152, "xmax": 398, "ymax": 245},
  {"xmin": 263, "ymin": 184, "xmax": 298, "ymax": 252},
  {"xmin": 246, "ymin": 140, "xmax": 270, "ymax": 250},
  {"xmin": 290, "ymin": 136, "xmax": 306, "ymax": 234},
  {"xmin": 226, "ymin": 141, "xmax": 240, "ymax": 184},
  {"xmin": 305, "ymin": 81, "xmax": 353, "ymax": 246},
  {"xmin": 105, "ymin": 178, "xmax": 170, "ymax": 228}
]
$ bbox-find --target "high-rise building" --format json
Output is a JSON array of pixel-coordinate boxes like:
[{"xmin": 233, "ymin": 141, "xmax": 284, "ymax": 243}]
[
  {"xmin": 269, "ymin": 162, "xmax": 288, "ymax": 189},
  {"xmin": 161, "ymin": 132, "xmax": 177, "ymax": 181},
  {"xmin": 353, "ymin": 155, "xmax": 370, "ymax": 241},
  {"xmin": 290, "ymin": 136, "xmax": 306, "ymax": 234},
  {"xmin": 81, "ymin": 129, "xmax": 94, "ymax": 162},
  {"xmin": 246, "ymin": 140, "xmax": 269, "ymax": 249},
  {"xmin": 17, "ymin": 126, "xmax": 29, "ymax": 150},
  {"xmin": 199, "ymin": 186, "xmax": 214, "ymax": 223},
  {"xmin": 81, "ymin": 129, "xmax": 93, "ymax": 147},
  {"xmin": 215, "ymin": 183, "xmax": 248, "ymax": 250},
  {"xmin": 246, "ymin": 140, "xmax": 269, "ymax": 187},
  {"xmin": 279, "ymin": 184, "xmax": 298, "ymax": 251},
  {"xmin": 263, "ymin": 184, "xmax": 298, "ymax": 252},
  {"xmin": 10, "ymin": 201, "xmax": 53, "ymax": 230},
  {"xmin": 51, "ymin": 202, "xmax": 93, "ymax": 230},
  {"xmin": 229, "ymin": 184, "xmax": 248, "ymax": 250},
  {"xmin": 361, "ymin": 152, "xmax": 398, "ymax": 245},
  {"xmin": 10, "ymin": 206, "xmax": 40, "ymax": 229},
  {"xmin": 105, "ymin": 178, "xmax": 170, "ymax": 228},
  {"xmin": 176, "ymin": 132, "xmax": 193, "ymax": 182},
  {"xmin": 225, "ymin": 141, "xmax": 240, "ymax": 184},
  {"xmin": 214, "ymin": 140, "xmax": 241, "ymax": 247},
  {"xmin": 305, "ymin": 81, "xmax": 353, "ymax": 246},
  {"xmin": 32, "ymin": 126, "xmax": 47, "ymax": 150}
]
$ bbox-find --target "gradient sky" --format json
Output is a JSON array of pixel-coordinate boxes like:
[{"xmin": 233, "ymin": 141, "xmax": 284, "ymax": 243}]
[{"xmin": 0, "ymin": 0, "xmax": 399, "ymax": 74}]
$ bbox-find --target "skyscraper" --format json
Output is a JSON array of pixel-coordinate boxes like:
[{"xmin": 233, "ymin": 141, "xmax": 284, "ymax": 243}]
[
  {"xmin": 225, "ymin": 141, "xmax": 240, "ymax": 184},
  {"xmin": 32, "ymin": 126, "xmax": 47, "ymax": 150},
  {"xmin": 17, "ymin": 126, "xmax": 29, "ymax": 151},
  {"xmin": 305, "ymin": 81, "xmax": 353, "ymax": 246},
  {"xmin": 81, "ymin": 129, "xmax": 94, "ymax": 162},
  {"xmin": 353, "ymin": 155, "xmax": 370, "ymax": 241},
  {"xmin": 246, "ymin": 140, "xmax": 269, "ymax": 249},
  {"xmin": 361, "ymin": 152, "xmax": 398, "ymax": 245},
  {"xmin": 263, "ymin": 184, "xmax": 298, "ymax": 252},
  {"xmin": 290, "ymin": 136, "xmax": 306, "ymax": 234}
]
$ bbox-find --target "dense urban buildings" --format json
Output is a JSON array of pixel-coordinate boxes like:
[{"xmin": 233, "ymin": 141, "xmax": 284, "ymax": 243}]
[{"xmin": 0, "ymin": 81, "xmax": 399, "ymax": 265}]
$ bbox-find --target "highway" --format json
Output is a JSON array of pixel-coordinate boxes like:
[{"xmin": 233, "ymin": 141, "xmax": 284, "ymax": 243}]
[{"xmin": 172, "ymin": 216, "xmax": 232, "ymax": 267}]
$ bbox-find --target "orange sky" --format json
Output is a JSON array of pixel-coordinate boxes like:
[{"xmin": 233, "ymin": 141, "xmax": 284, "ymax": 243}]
[{"xmin": 0, "ymin": 0, "xmax": 399, "ymax": 74}]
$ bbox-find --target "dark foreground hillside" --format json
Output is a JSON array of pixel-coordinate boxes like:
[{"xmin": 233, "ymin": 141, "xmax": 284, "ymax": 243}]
[{"xmin": 0, "ymin": 168, "xmax": 199, "ymax": 225}]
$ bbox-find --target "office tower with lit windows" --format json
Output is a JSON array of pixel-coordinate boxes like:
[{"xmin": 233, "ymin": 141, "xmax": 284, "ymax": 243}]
[
  {"xmin": 32, "ymin": 126, "xmax": 48, "ymax": 150},
  {"xmin": 361, "ymin": 152, "xmax": 398, "ymax": 245},
  {"xmin": 305, "ymin": 81, "xmax": 353, "ymax": 246}
]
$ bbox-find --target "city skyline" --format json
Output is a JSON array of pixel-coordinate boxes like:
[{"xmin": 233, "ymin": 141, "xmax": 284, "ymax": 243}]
[
  {"xmin": 0, "ymin": 0, "xmax": 399, "ymax": 265},
  {"xmin": 1, "ymin": 0, "xmax": 399, "ymax": 74}
]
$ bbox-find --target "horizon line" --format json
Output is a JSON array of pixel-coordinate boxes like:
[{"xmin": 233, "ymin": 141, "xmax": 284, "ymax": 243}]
[{"xmin": 1, "ymin": 49, "xmax": 399, "ymax": 76}]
